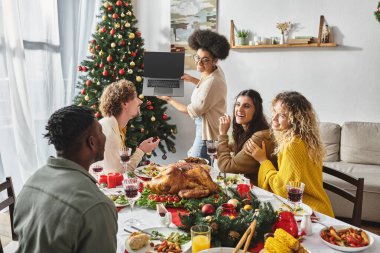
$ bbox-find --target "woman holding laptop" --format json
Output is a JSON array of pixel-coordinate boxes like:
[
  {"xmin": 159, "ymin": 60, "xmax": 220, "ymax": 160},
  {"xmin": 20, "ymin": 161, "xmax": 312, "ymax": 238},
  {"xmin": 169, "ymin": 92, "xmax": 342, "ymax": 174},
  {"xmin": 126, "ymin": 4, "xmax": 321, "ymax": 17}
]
[{"xmin": 157, "ymin": 29, "xmax": 230, "ymax": 162}]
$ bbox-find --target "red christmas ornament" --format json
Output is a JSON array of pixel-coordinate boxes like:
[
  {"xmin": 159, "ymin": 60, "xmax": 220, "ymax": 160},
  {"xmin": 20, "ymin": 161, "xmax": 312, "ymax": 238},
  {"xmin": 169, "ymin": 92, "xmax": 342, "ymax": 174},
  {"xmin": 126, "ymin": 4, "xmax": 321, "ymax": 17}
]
[
  {"xmin": 95, "ymin": 45, "xmax": 100, "ymax": 50},
  {"xmin": 77, "ymin": 65, "xmax": 83, "ymax": 71},
  {"xmin": 82, "ymin": 66, "xmax": 88, "ymax": 72},
  {"xmin": 124, "ymin": 2, "xmax": 129, "ymax": 7},
  {"xmin": 147, "ymin": 105, "xmax": 154, "ymax": 110},
  {"xmin": 119, "ymin": 69, "xmax": 125, "ymax": 75},
  {"xmin": 86, "ymin": 80, "xmax": 92, "ymax": 86},
  {"xmin": 110, "ymin": 28, "xmax": 116, "ymax": 35},
  {"xmin": 141, "ymin": 63, "xmax": 144, "ymax": 69},
  {"xmin": 95, "ymin": 112, "xmax": 101, "ymax": 118},
  {"xmin": 162, "ymin": 114, "xmax": 168, "ymax": 120},
  {"xmin": 107, "ymin": 6, "xmax": 113, "ymax": 11},
  {"xmin": 100, "ymin": 27, "xmax": 107, "ymax": 33},
  {"xmin": 120, "ymin": 40, "xmax": 126, "ymax": 46},
  {"xmin": 112, "ymin": 13, "xmax": 118, "ymax": 19},
  {"xmin": 90, "ymin": 48, "xmax": 94, "ymax": 54},
  {"xmin": 99, "ymin": 63, "xmax": 104, "ymax": 68},
  {"xmin": 147, "ymin": 101, "xmax": 152, "ymax": 105},
  {"xmin": 92, "ymin": 104, "xmax": 97, "ymax": 109},
  {"xmin": 131, "ymin": 52, "xmax": 136, "ymax": 57},
  {"xmin": 107, "ymin": 55, "xmax": 113, "ymax": 62},
  {"xmin": 81, "ymin": 89, "xmax": 86, "ymax": 95},
  {"xmin": 102, "ymin": 69, "xmax": 109, "ymax": 76},
  {"xmin": 116, "ymin": 0, "xmax": 122, "ymax": 6},
  {"xmin": 136, "ymin": 31, "xmax": 141, "ymax": 37},
  {"xmin": 91, "ymin": 40, "xmax": 96, "ymax": 44}
]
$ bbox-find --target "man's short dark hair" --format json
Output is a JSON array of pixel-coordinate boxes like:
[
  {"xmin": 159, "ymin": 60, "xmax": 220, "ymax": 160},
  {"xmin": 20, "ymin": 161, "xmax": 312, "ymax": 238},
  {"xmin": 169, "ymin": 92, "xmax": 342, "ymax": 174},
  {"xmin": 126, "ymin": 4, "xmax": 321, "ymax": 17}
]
[{"xmin": 44, "ymin": 105, "xmax": 95, "ymax": 151}]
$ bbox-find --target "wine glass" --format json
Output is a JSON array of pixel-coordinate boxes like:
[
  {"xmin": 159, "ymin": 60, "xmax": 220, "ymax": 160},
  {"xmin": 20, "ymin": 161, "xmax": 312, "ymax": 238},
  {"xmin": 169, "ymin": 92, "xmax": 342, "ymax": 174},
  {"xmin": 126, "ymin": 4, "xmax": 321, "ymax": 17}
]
[
  {"xmin": 123, "ymin": 177, "xmax": 141, "ymax": 226},
  {"xmin": 206, "ymin": 140, "xmax": 218, "ymax": 167},
  {"xmin": 119, "ymin": 147, "xmax": 132, "ymax": 174},
  {"xmin": 92, "ymin": 164, "xmax": 103, "ymax": 182}
]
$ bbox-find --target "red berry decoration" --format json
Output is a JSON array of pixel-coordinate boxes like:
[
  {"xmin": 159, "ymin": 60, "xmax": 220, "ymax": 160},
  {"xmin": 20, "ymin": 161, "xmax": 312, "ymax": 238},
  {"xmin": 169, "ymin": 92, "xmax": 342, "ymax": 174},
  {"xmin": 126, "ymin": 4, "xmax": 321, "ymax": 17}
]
[
  {"xmin": 112, "ymin": 13, "xmax": 118, "ymax": 19},
  {"xmin": 147, "ymin": 105, "xmax": 153, "ymax": 110},
  {"xmin": 110, "ymin": 28, "xmax": 116, "ymax": 35},
  {"xmin": 95, "ymin": 112, "xmax": 101, "ymax": 118},
  {"xmin": 147, "ymin": 101, "xmax": 152, "ymax": 105},
  {"xmin": 78, "ymin": 65, "xmax": 83, "ymax": 71},
  {"xmin": 86, "ymin": 80, "xmax": 92, "ymax": 86},
  {"xmin": 81, "ymin": 89, "xmax": 86, "ymax": 95},
  {"xmin": 102, "ymin": 69, "xmax": 109, "ymax": 76},
  {"xmin": 120, "ymin": 40, "xmax": 126, "ymax": 46},
  {"xmin": 162, "ymin": 154, "xmax": 167, "ymax": 160},
  {"xmin": 82, "ymin": 66, "xmax": 88, "ymax": 72},
  {"xmin": 131, "ymin": 52, "xmax": 136, "ymax": 57},
  {"xmin": 162, "ymin": 114, "xmax": 168, "ymax": 120},
  {"xmin": 107, "ymin": 55, "xmax": 113, "ymax": 62},
  {"xmin": 116, "ymin": 0, "xmax": 122, "ymax": 6},
  {"xmin": 119, "ymin": 69, "xmax": 125, "ymax": 75}
]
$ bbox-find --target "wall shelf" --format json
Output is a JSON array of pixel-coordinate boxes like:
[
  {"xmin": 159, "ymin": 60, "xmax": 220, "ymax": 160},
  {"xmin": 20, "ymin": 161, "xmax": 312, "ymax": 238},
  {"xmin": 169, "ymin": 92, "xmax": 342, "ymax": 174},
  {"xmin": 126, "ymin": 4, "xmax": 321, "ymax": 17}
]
[{"xmin": 230, "ymin": 16, "xmax": 337, "ymax": 49}]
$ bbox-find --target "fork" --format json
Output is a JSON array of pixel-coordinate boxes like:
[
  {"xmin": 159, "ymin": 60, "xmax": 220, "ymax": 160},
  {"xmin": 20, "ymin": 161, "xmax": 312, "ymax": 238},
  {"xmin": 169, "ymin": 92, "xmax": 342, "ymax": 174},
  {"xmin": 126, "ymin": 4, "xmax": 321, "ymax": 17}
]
[{"xmin": 130, "ymin": 226, "xmax": 166, "ymax": 241}]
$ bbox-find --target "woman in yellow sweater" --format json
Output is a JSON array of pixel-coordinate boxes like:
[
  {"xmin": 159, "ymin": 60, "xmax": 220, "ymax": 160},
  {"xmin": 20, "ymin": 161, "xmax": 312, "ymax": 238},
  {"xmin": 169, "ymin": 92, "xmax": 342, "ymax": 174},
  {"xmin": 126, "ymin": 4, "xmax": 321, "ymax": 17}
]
[{"xmin": 246, "ymin": 91, "xmax": 334, "ymax": 216}]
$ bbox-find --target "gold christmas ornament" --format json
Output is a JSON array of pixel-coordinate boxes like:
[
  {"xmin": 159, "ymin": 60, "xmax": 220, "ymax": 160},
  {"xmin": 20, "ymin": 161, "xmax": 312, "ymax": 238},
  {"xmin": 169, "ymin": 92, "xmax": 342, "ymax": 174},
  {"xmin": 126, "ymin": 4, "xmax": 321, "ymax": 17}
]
[
  {"xmin": 129, "ymin": 33, "xmax": 135, "ymax": 39},
  {"xmin": 115, "ymin": 23, "xmax": 120, "ymax": 28},
  {"xmin": 111, "ymin": 42, "xmax": 116, "ymax": 48},
  {"xmin": 130, "ymin": 61, "xmax": 135, "ymax": 67},
  {"xmin": 127, "ymin": 11, "xmax": 132, "ymax": 16},
  {"xmin": 118, "ymin": 34, "xmax": 123, "ymax": 39},
  {"xmin": 103, "ymin": 2, "xmax": 109, "ymax": 8},
  {"xmin": 102, "ymin": 15, "xmax": 107, "ymax": 21},
  {"xmin": 128, "ymin": 69, "xmax": 133, "ymax": 74},
  {"xmin": 99, "ymin": 50, "xmax": 104, "ymax": 56},
  {"xmin": 97, "ymin": 81, "xmax": 101, "ymax": 86},
  {"xmin": 85, "ymin": 95, "xmax": 90, "ymax": 101},
  {"xmin": 138, "ymin": 94, "xmax": 144, "ymax": 99},
  {"xmin": 121, "ymin": 13, "xmax": 125, "ymax": 18},
  {"xmin": 136, "ymin": 76, "xmax": 142, "ymax": 82},
  {"xmin": 125, "ymin": 22, "xmax": 131, "ymax": 28},
  {"xmin": 151, "ymin": 116, "xmax": 156, "ymax": 122}
]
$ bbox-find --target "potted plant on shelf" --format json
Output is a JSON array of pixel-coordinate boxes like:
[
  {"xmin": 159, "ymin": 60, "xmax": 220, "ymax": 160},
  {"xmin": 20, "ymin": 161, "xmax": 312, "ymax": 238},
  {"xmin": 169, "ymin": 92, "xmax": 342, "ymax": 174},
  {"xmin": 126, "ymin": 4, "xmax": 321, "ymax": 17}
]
[{"xmin": 237, "ymin": 29, "xmax": 249, "ymax": 45}]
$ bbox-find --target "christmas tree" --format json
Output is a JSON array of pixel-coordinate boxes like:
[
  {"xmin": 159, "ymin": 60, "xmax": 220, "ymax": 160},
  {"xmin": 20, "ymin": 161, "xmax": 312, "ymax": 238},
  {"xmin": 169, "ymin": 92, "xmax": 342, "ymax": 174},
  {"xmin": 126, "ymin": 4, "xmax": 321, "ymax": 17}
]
[{"xmin": 74, "ymin": 0, "xmax": 177, "ymax": 161}]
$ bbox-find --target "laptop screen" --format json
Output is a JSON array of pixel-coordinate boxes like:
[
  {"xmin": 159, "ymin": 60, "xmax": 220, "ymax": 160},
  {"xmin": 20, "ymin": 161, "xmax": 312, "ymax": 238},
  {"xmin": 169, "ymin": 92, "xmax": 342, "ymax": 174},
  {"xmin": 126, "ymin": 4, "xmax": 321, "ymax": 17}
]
[{"xmin": 143, "ymin": 52, "xmax": 184, "ymax": 78}]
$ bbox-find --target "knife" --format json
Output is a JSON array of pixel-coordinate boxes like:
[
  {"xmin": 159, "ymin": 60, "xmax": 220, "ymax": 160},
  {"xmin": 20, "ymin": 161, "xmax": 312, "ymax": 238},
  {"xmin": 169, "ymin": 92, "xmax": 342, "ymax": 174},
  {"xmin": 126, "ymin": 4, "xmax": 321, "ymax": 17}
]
[{"xmin": 272, "ymin": 194, "xmax": 295, "ymax": 211}]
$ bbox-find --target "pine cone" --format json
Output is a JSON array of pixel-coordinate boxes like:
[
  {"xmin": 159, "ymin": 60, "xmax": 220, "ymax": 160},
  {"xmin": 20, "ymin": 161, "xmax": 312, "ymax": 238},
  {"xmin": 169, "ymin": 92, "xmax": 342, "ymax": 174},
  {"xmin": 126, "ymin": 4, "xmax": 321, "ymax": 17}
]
[
  {"xmin": 210, "ymin": 222, "xmax": 218, "ymax": 232},
  {"xmin": 228, "ymin": 230, "xmax": 240, "ymax": 240}
]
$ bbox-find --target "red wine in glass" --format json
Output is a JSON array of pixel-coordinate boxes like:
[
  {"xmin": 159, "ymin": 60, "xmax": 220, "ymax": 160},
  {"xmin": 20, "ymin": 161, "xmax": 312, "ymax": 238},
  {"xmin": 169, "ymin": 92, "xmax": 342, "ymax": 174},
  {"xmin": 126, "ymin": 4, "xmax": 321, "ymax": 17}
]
[
  {"xmin": 207, "ymin": 147, "xmax": 217, "ymax": 155},
  {"xmin": 288, "ymin": 187, "xmax": 303, "ymax": 203},
  {"xmin": 159, "ymin": 212, "xmax": 166, "ymax": 217},
  {"xmin": 92, "ymin": 166, "xmax": 103, "ymax": 173},
  {"xmin": 120, "ymin": 154, "xmax": 130, "ymax": 163},
  {"xmin": 125, "ymin": 185, "xmax": 138, "ymax": 198}
]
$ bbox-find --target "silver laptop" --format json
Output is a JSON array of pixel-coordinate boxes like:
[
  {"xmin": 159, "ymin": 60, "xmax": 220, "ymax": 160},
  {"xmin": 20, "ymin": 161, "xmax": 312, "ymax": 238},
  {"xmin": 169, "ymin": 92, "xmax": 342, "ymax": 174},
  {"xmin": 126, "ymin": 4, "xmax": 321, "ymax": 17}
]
[{"xmin": 142, "ymin": 52, "xmax": 184, "ymax": 97}]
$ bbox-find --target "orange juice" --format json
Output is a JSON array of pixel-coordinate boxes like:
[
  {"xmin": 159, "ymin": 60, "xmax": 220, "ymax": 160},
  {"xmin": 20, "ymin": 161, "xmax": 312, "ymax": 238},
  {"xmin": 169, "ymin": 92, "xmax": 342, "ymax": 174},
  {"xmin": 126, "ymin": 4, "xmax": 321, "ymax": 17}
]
[{"xmin": 192, "ymin": 235, "xmax": 210, "ymax": 253}]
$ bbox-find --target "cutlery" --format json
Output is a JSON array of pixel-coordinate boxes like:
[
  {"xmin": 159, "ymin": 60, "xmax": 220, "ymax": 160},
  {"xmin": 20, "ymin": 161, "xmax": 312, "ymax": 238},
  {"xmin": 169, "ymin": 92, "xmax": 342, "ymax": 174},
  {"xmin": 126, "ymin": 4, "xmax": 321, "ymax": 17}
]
[
  {"xmin": 130, "ymin": 226, "xmax": 165, "ymax": 241},
  {"xmin": 272, "ymin": 194, "xmax": 295, "ymax": 211}
]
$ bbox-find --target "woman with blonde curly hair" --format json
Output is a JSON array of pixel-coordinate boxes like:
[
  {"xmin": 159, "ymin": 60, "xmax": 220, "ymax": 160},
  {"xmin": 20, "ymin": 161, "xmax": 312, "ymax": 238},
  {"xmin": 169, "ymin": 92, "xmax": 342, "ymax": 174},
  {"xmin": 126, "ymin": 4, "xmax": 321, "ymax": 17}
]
[
  {"xmin": 98, "ymin": 79, "xmax": 159, "ymax": 173},
  {"xmin": 246, "ymin": 91, "xmax": 334, "ymax": 216}
]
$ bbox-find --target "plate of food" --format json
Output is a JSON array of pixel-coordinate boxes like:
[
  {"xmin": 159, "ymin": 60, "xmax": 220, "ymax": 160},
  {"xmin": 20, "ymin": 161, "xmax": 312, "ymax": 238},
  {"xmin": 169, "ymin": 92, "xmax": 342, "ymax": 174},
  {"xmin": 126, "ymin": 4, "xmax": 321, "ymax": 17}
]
[
  {"xmin": 135, "ymin": 163, "xmax": 163, "ymax": 178},
  {"xmin": 271, "ymin": 195, "xmax": 313, "ymax": 221},
  {"xmin": 125, "ymin": 227, "xmax": 191, "ymax": 253},
  {"xmin": 107, "ymin": 194, "xmax": 129, "ymax": 207},
  {"xmin": 320, "ymin": 225, "xmax": 374, "ymax": 252},
  {"xmin": 179, "ymin": 156, "xmax": 209, "ymax": 165}
]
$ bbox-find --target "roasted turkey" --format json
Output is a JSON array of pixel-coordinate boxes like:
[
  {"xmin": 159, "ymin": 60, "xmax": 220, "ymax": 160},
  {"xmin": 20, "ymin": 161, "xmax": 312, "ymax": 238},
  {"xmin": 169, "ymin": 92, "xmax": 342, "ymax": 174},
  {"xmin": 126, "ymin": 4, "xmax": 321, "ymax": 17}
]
[{"xmin": 144, "ymin": 162, "xmax": 219, "ymax": 198}]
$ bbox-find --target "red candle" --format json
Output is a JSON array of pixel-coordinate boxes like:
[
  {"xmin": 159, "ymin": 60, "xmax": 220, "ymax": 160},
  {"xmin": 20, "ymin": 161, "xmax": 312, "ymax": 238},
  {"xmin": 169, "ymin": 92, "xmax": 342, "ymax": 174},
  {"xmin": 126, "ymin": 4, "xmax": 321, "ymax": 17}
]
[
  {"xmin": 107, "ymin": 173, "xmax": 117, "ymax": 188},
  {"xmin": 99, "ymin": 174, "xmax": 107, "ymax": 185},
  {"xmin": 115, "ymin": 173, "xmax": 123, "ymax": 186}
]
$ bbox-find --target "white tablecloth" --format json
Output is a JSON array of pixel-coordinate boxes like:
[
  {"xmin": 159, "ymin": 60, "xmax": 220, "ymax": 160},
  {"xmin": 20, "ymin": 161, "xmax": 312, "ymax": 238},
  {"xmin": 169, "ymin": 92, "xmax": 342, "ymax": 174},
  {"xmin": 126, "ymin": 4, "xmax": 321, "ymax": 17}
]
[{"xmin": 116, "ymin": 169, "xmax": 380, "ymax": 253}]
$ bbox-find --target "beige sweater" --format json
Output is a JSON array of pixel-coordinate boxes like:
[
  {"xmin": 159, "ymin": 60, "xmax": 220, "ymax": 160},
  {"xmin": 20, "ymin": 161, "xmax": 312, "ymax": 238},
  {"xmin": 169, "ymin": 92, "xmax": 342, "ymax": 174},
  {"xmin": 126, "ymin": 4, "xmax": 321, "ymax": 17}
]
[
  {"xmin": 187, "ymin": 66, "xmax": 227, "ymax": 140},
  {"xmin": 217, "ymin": 129, "xmax": 276, "ymax": 185}
]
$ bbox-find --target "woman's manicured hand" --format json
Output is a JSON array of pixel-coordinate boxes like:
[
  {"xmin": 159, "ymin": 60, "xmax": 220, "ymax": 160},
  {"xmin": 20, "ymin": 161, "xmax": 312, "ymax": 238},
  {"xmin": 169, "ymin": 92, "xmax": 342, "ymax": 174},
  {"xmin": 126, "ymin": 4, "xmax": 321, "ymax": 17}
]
[
  {"xmin": 138, "ymin": 137, "xmax": 160, "ymax": 153},
  {"xmin": 245, "ymin": 140, "xmax": 267, "ymax": 163},
  {"xmin": 219, "ymin": 113, "xmax": 231, "ymax": 135}
]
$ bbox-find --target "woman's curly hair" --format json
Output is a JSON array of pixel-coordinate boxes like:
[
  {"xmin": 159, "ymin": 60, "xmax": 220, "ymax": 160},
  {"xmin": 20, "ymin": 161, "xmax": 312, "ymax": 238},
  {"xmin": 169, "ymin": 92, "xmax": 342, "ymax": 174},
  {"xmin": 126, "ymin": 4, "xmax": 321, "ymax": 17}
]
[
  {"xmin": 232, "ymin": 89, "xmax": 269, "ymax": 153},
  {"xmin": 99, "ymin": 79, "xmax": 136, "ymax": 117},
  {"xmin": 272, "ymin": 91, "xmax": 325, "ymax": 163},
  {"xmin": 188, "ymin": 29, "xmax": 230, "ymax": 60}
]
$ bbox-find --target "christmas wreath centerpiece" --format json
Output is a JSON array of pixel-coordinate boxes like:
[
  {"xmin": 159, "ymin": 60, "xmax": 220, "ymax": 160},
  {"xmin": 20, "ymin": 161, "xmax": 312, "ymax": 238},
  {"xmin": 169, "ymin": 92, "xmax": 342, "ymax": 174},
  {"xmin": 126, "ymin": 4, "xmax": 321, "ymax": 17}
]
[
  {"xmin": 178, "ymin": 187, "xmax": 277, "ymax": 248},
  {"xmin": 375, "ymin": 2, "xmax": 380, "ymax": 23}
]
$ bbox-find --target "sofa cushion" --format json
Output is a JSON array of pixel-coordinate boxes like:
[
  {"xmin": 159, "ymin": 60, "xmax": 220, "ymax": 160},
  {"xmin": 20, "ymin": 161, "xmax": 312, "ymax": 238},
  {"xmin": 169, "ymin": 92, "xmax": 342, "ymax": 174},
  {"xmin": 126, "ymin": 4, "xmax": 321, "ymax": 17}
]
[
  {"xmin": 320, "ymin": 122, "xmax": 341, "ymax": 162},
  {"xmin": 341, "ymin": 122, "xmax": 380, "ymax": 165},
  {"xmin": 323, "ymin": 162, "xmax": 380, "ymax": 193}
]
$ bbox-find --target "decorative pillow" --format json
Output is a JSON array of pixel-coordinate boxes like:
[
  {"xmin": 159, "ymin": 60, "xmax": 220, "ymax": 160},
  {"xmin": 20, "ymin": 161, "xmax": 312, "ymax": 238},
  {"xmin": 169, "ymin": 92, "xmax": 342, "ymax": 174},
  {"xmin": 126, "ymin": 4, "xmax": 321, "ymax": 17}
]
[
  {"xmin": 320, "ymin": 122, "xmax": 341, "ymax": 162},
  {"xmin": 341, "ymin": 122, "xmax": 380, "ymax": 165}
]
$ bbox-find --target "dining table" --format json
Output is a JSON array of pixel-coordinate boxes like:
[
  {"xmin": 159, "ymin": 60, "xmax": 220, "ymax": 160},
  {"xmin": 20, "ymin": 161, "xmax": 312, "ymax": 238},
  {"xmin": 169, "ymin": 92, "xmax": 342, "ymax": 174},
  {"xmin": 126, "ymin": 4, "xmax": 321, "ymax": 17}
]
[{"xmin": 115, "ymin": 167, "xmax": 380, "ymax": 253}]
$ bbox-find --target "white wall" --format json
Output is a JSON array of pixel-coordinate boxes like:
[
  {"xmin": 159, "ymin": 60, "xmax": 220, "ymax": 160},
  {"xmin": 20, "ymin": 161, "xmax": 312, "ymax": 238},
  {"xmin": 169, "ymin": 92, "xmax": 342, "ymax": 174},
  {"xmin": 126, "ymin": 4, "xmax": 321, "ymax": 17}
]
[{"xmin": 135, "ymin": 0, "xmax": 380, "ymax": 164}]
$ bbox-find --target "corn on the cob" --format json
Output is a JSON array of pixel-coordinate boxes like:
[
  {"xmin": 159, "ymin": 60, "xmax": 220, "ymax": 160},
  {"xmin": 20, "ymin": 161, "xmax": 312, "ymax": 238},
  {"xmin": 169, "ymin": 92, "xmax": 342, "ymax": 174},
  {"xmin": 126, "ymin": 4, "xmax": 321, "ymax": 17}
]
[
  {"xmin": 264, "ymin": 237, "xmax": 292, "ymax": 253},
  {"xmin": 274, "ymin": 228, "xmax": 300, "ymax": 251}
]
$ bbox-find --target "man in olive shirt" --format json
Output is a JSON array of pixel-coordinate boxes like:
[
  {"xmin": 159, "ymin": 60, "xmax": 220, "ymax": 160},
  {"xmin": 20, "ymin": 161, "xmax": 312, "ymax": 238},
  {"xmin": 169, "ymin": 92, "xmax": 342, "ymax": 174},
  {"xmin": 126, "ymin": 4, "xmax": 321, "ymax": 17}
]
[{"xmin": 14, "ymin": 105, "xmax": 118, "ymax": 253}]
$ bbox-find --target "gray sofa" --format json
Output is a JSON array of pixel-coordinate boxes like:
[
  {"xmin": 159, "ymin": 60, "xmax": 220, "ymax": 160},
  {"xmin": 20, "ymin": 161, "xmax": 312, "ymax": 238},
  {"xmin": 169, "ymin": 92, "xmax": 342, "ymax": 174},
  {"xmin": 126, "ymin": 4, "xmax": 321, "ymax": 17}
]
[{"xmin": 320, "ymin": 122, "xmax": 380, "ymax": 223}]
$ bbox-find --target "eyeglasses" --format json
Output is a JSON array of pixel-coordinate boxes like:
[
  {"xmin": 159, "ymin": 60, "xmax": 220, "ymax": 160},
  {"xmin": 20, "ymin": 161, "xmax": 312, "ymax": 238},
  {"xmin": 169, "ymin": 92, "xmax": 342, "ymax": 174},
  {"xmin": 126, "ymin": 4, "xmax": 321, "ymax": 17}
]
[{"xmin": 193, "ymin": 55, "xmax": 211, "ymax": 65}]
